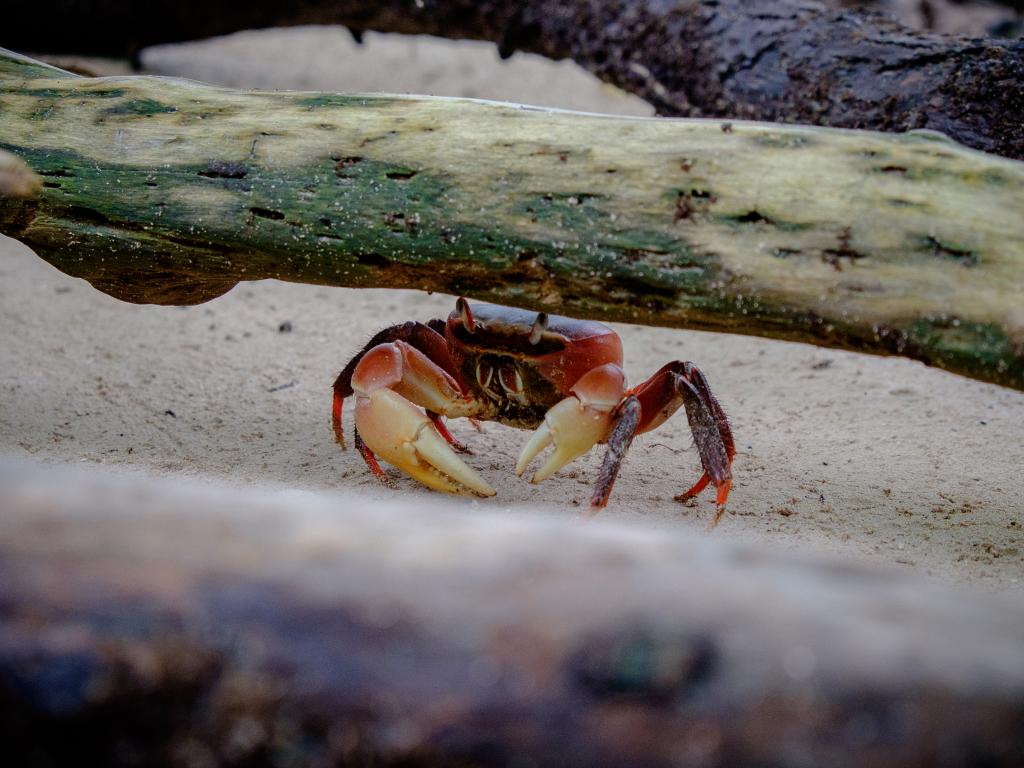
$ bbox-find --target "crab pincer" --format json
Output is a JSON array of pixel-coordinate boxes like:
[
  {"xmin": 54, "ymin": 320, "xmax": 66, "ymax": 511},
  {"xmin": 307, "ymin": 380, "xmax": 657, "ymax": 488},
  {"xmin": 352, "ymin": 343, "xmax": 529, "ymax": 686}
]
[
  {"xmin": 349, "ymin": 340, "xmax": 495, "ymax": 497},
  {"xmin": 515, "ymin": 364, "xmax": 625, "ymax": 483},
  {"xmin": 354, "ymin": 389, "xmax": 494, "ymax": 496}
]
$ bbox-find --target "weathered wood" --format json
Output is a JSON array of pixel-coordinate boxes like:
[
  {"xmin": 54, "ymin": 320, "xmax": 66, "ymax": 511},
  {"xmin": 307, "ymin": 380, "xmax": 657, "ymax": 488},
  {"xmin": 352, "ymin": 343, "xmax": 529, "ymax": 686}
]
[
  {"xmin": 1, "ymin": 50, "xmax": 1023, "ymax": 389},
  {"xmin": 2, "ymin": 0, "xmax": 1022, "ymax": 160},
  {"xmin": 1, "ymin": 458, "xmax": 1023, "ymax": 767}
]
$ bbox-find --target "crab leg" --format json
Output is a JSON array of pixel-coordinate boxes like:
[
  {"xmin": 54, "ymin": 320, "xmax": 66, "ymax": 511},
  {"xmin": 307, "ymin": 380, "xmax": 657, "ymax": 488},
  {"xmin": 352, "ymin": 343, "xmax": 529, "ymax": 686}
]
[
  {"xmin": 428, "ymin": 411, "xmax": 471, "ymax": 454},
  {"xmin": 586, "ymin": 395, "xmax": 642, "ymax": 514},
  {"xmin": 676, "ymin": 376, "xmax": 732, "ymax": 524},
  {"xmin": 351, "ymin": 341, "xmax": 493, "ymax": 497},
  {"xmin": 354, "ymin": 427, "xmax": 394, "ymax": 488},
  {"xmin": 633, "ymin": 362, "xmax": 735, "ymax": 524},
  {"xmin": 516, "ymin": 364, "xmax": 626, "ymax": 484}
]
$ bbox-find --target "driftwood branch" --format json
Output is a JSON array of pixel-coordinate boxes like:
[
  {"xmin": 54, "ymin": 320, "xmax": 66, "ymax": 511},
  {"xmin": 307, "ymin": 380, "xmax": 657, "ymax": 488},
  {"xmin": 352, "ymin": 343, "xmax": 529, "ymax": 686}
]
[
  {"xmin": 1, "ymin": 459, "xmax": 1023, "ymax": 766},
  {"xmin": 1, "ymin": 50, "xmax": 1023, "ymax": 389},
  {"xmin": 2, "ymin": 0, "xmax": 1022, "ymax": 160}
]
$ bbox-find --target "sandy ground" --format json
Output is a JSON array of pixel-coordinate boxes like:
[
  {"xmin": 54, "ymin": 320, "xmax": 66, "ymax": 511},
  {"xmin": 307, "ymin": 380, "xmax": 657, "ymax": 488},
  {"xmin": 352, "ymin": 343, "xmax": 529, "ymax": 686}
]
[{"xmin": 4, "ymin": 28, "xmax": 1023, "ymax": 592}]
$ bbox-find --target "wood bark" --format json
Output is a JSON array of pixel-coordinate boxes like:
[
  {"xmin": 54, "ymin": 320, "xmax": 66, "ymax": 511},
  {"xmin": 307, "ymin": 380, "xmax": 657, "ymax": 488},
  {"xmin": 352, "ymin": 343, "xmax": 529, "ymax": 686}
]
[
  {"xmin": 2, "ymin": 50, "xmax": 1023, "ymax": 389},
  {"xmin": 1, "ymin": 458, "xmax": 1023, "ymax": 767},
  {"xmin": 2, "ymin": 0, "xmax": 1023, "ymax": 160}
]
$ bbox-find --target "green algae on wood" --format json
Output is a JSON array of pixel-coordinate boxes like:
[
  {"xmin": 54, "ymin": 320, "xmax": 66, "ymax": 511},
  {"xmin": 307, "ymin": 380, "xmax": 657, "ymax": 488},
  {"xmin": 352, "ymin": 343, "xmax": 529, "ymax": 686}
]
[{"xmin": 0, "ymin": 48, "xmax": 1022, "ymax": 390}]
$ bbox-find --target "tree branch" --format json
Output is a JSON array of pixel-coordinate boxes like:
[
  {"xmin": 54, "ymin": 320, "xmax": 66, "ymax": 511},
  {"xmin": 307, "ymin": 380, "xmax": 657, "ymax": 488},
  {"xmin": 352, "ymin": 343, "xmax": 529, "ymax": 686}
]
[
  {"xmin": 2, "ymin": 0, "xmax": 1022, "ymax": 160},
  {"xmin": 2, "ymin": 50, "xmax": 1022, "ymax": 389}
]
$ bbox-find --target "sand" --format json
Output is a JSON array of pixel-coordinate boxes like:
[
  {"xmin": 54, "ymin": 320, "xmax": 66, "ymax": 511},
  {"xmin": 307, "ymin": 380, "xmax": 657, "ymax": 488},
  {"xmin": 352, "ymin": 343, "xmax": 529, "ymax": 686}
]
[{"xmin": 3, "ymin": 28, "xmax": 1022, "ymax": 592}]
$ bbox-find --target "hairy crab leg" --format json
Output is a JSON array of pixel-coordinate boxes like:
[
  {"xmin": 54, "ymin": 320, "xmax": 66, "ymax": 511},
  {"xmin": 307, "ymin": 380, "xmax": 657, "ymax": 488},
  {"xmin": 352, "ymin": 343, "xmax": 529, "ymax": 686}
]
[
  {"xmin": 516, "ymin": 364, "xmax": 626, "ymax": 484},
  {"xmin": 332, "ymin": 390, "xmax": 347, "ymax": 450},
  {"xmin": 681, "ymin": 363, "xmax": 735, "ymax": 463},
  {"xmin": 586, "ymin": 395, "xmax": 642, "ymax": 515},
  {"xmin": 633, "ymin": 362, "xmax": 735, "ymax": 526},
  {"xmin": 350, "ymin": 341, "xmax": 493, "ymax": 497},
  {"xmin": 676, "ymin": 375, "xmax": 732, "ymax": 526}
]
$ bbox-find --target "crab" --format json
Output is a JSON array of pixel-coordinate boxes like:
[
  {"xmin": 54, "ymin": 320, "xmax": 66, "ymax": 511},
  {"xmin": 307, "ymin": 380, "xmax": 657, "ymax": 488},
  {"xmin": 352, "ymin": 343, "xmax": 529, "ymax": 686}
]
[{"xmin": 332, "ymin": 298, "xmax": 735, "ymax": 524}]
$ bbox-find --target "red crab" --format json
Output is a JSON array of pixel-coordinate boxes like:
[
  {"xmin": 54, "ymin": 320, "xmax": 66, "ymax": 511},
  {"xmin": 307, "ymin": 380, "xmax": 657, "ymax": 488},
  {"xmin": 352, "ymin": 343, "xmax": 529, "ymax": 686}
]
[{"xmin": 332, "ymin": 299, "xmax": 735, "ymax": 524}]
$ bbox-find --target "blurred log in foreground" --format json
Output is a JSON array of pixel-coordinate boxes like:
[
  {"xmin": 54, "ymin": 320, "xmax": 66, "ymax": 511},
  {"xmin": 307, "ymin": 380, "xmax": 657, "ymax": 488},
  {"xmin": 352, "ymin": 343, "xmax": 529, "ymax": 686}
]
[
  {"xmin": 1, "ymin": 0, "xmax": 1022, "ymax": 160},
  {"xmin": 1, "ymin": 51, "xmax": 1023, "ymax": 390},
  {"xmin": 1, "ymin": 459, "xmax": 1023, "ymax": 767}
]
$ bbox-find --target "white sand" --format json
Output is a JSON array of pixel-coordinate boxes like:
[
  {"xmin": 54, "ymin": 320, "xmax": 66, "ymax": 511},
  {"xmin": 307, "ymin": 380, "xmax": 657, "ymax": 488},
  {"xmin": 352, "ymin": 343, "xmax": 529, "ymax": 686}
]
[{"xmin": 3, "ymin": 28, "xmax": 1022, "ymax": 591}]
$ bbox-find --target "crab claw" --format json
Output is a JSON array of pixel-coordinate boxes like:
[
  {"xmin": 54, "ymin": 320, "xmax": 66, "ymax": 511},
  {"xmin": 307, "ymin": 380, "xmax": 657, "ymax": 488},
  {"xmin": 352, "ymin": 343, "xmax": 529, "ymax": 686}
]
[
  {"xmin": 516, "ymin": 364, "xmax": 625, "ymax": 484},
  {"xmin": 356, "ymin": 388, "xmax": 495, "ymax": 497}
]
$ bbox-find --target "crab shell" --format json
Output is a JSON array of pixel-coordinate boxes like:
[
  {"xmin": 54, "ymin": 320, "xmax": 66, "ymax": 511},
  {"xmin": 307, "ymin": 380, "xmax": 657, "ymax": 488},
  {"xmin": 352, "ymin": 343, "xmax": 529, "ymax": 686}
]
[{"xmin": 444, "ymin": 302, "xmax": 625, "ymax": 428}]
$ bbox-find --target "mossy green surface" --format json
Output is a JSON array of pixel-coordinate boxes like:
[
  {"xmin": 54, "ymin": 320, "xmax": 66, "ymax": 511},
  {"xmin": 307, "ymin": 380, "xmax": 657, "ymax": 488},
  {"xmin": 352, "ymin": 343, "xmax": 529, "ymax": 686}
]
[
  {"xmin": 105, "ymin": 98, "xmax": 178, "ymax": 116},
  {"xmin": 1, "ymin": 48, "xmax": 1022, "ymax": 389}
]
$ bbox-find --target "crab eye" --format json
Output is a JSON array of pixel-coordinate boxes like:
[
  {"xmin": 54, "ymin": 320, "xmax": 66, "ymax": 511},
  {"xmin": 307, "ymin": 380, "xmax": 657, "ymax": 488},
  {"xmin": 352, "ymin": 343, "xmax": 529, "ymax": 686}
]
[
  {"xmin": 528, "ymin": 313, "xmax": 548, "ymax": 345},
  {"xmin": 457, "ymin": 297, "xmax": 475, "ymax": 332}
]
